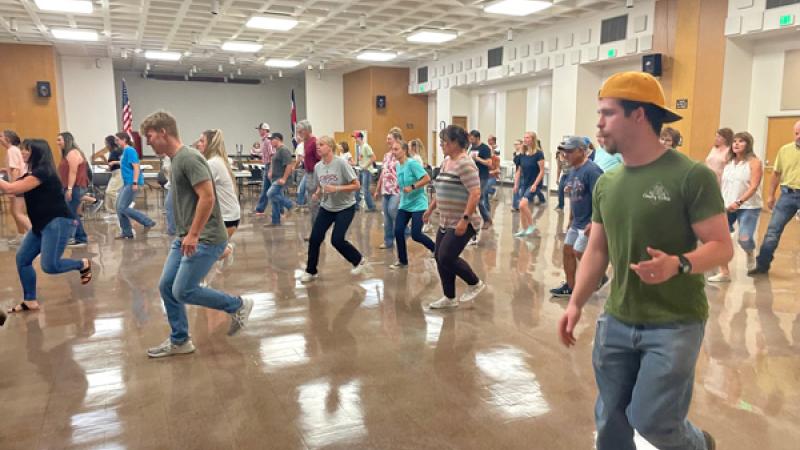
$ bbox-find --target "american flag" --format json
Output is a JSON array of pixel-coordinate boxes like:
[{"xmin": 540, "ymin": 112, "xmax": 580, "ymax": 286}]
[
  {"xmin": 290, "ymin": 89, "xmax": 297, "ymax": 147},
  {"xmin": 121, "ymin": 79, "xmax": 133, "ymax": 134}
]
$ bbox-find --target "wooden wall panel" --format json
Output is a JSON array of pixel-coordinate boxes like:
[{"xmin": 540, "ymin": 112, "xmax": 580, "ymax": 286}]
[{"xmin": 0, "ymin": 44, "xmax": 61, "ymax": 165}]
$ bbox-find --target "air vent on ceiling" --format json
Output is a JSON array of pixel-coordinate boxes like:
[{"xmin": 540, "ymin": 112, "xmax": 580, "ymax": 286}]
[{"xmin": 143, "ymin": 73, "xmax": 261, "ymax": 84}]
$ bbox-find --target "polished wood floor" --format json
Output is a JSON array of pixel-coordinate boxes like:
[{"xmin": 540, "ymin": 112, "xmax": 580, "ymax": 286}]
[{"xmin": 0, "ymin": 189, "xmax": 798, "ymax": 449}]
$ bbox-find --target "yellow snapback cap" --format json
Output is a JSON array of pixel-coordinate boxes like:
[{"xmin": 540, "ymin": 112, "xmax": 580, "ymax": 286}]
[{"xmin": 599, "ymin": 71, "xmax": 682, "ymax": 123}]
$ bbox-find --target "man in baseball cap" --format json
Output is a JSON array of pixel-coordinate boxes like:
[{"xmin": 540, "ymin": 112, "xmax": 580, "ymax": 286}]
[
  {"xmin": 253, "ymin": 122, "xmax": 274, "ymax": 216},
  {"xmin": 558, "ymin": 72, "xmax": 730, "ymax": 450}
]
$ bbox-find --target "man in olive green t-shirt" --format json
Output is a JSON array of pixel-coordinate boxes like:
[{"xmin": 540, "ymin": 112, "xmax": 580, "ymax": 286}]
[
  {"xmin": 354, "ymin": 131, "xmax": 376, "ymax": 211},
  {"xmin": 749, "ymin": 119, "xmax": 800, "ymax": 275},
  {"xmin": 557, "ymin": 72, "xmax": 732, "ymax": 450},
  {"xmin": 139, "ymin": 111, "xmax": 254, "ymax": 359}
]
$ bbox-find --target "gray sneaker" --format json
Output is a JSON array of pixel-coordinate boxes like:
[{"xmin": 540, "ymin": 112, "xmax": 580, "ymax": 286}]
[
  {"xmin": 147, "ymin": 338, "xmax": 196, "ymax": 358},
  {"xmin": 228, "ymin": 296, "xmax": 254, "ymax": 336}
]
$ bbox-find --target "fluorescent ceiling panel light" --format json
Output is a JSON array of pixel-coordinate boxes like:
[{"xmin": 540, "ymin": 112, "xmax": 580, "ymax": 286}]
[
  {"xmin": 221, "ymin": 41, "xmax": 263, "ymax": 52},
  {"xmin": 265, "ymin": 58, "xmax": 300, "ymax": 68},
  {"xmin": 51, "ymin": 28, "xmax": 98, "ymax": 41},
  {"xmin": 145, "ymin": 50, "xmax": 182, "ymax": 61},
  {"xmin": 407, "ymin": 30, "xmax": 457, "ymax": 44},
  {"xmin": 357, "ymin": 51, "xmax": 397, "ymax": 62},
  {"xmin": 484, "ymin": 0, "xmax": 552, "ymax": 16},
  {"xmin": 36, "ymin": 0, "xmax": 93, "ymax": 14},
  {"xmin": 246, "ymin": 16, "xmax": 298, "ymax": 31}
]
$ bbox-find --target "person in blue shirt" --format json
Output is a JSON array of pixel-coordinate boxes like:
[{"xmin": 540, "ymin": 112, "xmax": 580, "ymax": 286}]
[
  {"xmin": 513, "ymin": 141, "xmax": 546, "ymax": 237},
  {"xmin": 550, "ymin": 136, "xmax": 604, "ymax": 297},
  {"xmin": 592, "ymin": 134, "xmax": 624, "ymax": 172},
  {"xmin": 391, "ymin": 140, "xmax": 435, "ymax": 269},
  {"xmin": 115, "ymin": 132, "xmax": 155, "ymax": 239}
]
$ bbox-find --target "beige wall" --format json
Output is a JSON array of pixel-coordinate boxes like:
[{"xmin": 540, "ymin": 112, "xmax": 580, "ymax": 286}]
[
  {"xmin": 505, "ymin": 89, "xmax": 527, "ymax": 160},
  {"xmin": 782, "ymin": 50, "xmax": 800, "ymax": 111}
]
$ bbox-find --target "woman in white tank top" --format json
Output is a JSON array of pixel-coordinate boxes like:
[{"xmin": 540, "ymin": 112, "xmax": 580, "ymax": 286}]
[
  {"xmin": 709, "ymin": 131, "xmax": 762, "ymax": 282},
  {"xmin": 197, "ymin": 129, "xmax": 240, "ymax": 265}
]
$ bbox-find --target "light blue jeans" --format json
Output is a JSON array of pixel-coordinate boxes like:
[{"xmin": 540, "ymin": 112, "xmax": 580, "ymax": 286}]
[
  {"xmin": 356, "ymin": 170, "xmax": 376, "ymax": 211},
  {"xmin": 16, "ymin": 217, "xmax": 84, "ymax": 301},
  {"xmin": 159, "ymin": 238, "xmax": 243, "ymax": 344},
  {"xmin": 593, "ymin": 314, "xmax": 708, "ymax": 450},
  {"xmin": 65, "ymin": 186, "xmax": 88, "ymax": 243},
  {"xmin": 268, "ymin": 182, "xmax": 294, "ymax": 224},
  {"xmin": 382, "ymin": 193, "xmax": 400, "ymax": 247},
  {"xmin": 164, "ymin": 188, "xmax": 176, "ymax": 236},
  {"xmin": 255, "ymin": 164, "xmax": 272, "ymax": 213},
  {"xmin": 296, "ymin": 172, "xmax": 307, "ymax": 206},
  {"xmin": 727, "ymin": 208, "xmax": 760, "ymax": 251},
  {"xmin": 117, "ymin": 184, "xmax": 155, "ymax": 237}
]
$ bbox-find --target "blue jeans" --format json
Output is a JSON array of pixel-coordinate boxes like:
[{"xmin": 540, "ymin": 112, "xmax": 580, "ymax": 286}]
[
  {"xmin": 117, "ymin": 184, "xmax": 155, "ymax": 237},
  {"xmin": 159, "ymin": 239, "xmax": 243, "ymax": 344},
  {"xmin": 65, "ymin": 186, "xmax": 88, "ymax": 243},
  {"xmin": 478, "ymin": 178, "xmax": 491, "ymax": 222},
  {"xmin": 356, "ymin": 170, "xmax": 376, "ymax": 211},
  {"xmin": 727, "ymin": 208, "xmax": 760, "ymax": 251},
  {"xmin": 593, "ymin": 314, "xmax": 707, "ymax": 450},
  {"xmin": 518, "ymin": 183, "xmax": 546, "ymax": 204},
  {"xmin": 512, "ymin": 185, "xmax": 522, "ymax": 210},
  {"xmin": 557, "ymin": 175, "xmax": 568, "ymax": 209},
  {"xmin": 756, "ymin": 187, "xmax": 799, "ymax": 270},
  {"xmin": 165, "ymin": 188, "xmax": 176, "ymax": 235},
  {"xmin": 16, "ymin": 217, "xmax": 83, "ymax": 300},
  {"xmin": 255, "ymin": 164, "xmax": 272, "ymax": 213},
  {"xmin": 486, "ymin": 177, "xmax": 497, "ymax": 197},
  {"xmin": 394, "ymin": 209, "xmax": 435, "ymax": 265},
  {"xmin": 268, "ymin": 182, "xmax": 294, "ymax": 224},
  {"xmin": 382, "ymin": 193, "xmax": 400, "ymax": 247},
  {"xmin": 296, "ymin": 172, "xmax": 307, "ymax": 206}
]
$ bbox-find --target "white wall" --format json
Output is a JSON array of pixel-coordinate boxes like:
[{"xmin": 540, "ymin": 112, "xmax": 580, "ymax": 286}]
[
  {"xmin": 59, "ymin": 56, "xmax": 118, "ymax": 153},
  {"xmin": 305, "ymin": 71, "xmax": 344, "ymax": 137},
  {"xmin": 114, "ymin": 71, "xmax": 306, "ymax": 155}
]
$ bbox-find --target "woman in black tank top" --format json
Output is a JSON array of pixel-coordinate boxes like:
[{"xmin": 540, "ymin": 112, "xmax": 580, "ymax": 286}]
[{"xmin": 0, "ymin": 139, "xmax": 93, "ymax": 318}]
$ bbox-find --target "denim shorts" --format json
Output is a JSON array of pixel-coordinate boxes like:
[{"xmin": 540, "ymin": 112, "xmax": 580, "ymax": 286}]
[{"xmin": 565, "ymin": 226, "xmax": 588, "ymax": 252}]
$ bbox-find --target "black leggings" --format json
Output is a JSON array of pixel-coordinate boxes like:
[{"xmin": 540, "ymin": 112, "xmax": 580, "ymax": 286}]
[
  {"xmin": 394, "ymin": 209, "xmax": 435, "ymax": 265},
  {"xmin": 306, "ymin": 205, "xmax": 362, "ymax": 275},
  {"xmin": 434, "ymin": 225, "xmax": 479, "ymax": 299}
]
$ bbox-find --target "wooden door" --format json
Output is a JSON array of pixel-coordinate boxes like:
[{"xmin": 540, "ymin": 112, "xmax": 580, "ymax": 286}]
[
  {"xmin": 452, "ymin": 116, "xmax": 468, "ymax": 130},
  {"xmin": 763, "ymin": 116, "xmax": 800, "ymax": 201}
]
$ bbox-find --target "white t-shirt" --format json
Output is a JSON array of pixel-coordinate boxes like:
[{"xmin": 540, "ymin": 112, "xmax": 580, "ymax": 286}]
[
  {"xmin": 721, "ymin": 158, "xmax": 762, "ymax": 209},
  {"xmin": 207, "ymin": 156, "xmax": 241, "ymax": 222}
]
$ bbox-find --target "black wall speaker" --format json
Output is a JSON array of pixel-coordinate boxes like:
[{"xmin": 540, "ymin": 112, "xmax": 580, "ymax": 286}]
[
  {"xmin": 376, "ymin": 95, "xmax": 386, "ymax": 109},
  {"xmin": 36, "ymin": 81, "xmax": 51, "ymax": 98},
  {"xmin": 642, "ymin": 54, "xmax": 662, "ymax": 77}
]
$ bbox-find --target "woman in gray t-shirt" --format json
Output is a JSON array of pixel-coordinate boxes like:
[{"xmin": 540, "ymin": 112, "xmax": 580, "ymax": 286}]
[{"xmin": 300, "ymin": 136, "xmax": 366, "ymax": 283}]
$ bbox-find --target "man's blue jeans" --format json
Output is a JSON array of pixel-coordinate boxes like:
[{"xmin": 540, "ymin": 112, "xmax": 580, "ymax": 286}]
[
  {"xmin": 268, "ymin": 182, "xmax": 294, "ymax": 224},
  {"xmin": 159, "ymin": 239, "xmax": 243, "ymax": 344},
  {"xmin": 557, "ymin": 175, "xmax": 568, "ymax": 209},
  {"xmin": 356, "ymin": 170, "xmax": 376, "ymax": 211},
  {"xmin": 117, "ymin": 184, "xmax": 155, "ymax": 237},
  {"xmin": 255, "ymin": 164, "xmax": 272, "ymax": 213},
  {"xmin": 382, "ymin": 194, "xmax": 400, "ymax": 247},
  {"xmin": 65, "ymin": 186, "xmax": 88, "ymax": 243},
  {"xmin": 478, "ymin": 177, "xmax": 491, "ymax": 222},
  {"xmin": 756, "ymin": 187, "xmax": 799, "ymax": 270},
  {"xmin": 296, "ymin": 172, "xmax": 307, "ymax": 206},
  {"xmin": 16, "ymin": 217, "xmax": 83, "ymax": 300},
  {"xmin": 164, "ymin": 188, "xmax": 176, "ymax": 236},
  {"xmin": 593, "ymin": 314, "xmax": 708, "ymax": 450}
]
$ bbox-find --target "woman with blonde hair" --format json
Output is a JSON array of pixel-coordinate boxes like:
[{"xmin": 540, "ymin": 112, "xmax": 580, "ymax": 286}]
[
  {"xmin": 197, "ymin": 129, "xmax": 240, "ymax": 263},
  {"xmin": 513, "ymin": 140, "xmax": 545, "ymax": 237},
  {"xmin": 409, "ymin": 138, "xmax": 425, "ymax": 165}
]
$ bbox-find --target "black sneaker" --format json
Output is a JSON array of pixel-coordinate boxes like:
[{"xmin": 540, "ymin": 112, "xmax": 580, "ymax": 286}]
[
  {"xmin": 67, "ymin": 239, "xmax": 88, "ymax": 248},
  {"xmin": 550, "ymin": 282, "xmax": 572, "ymax": 298},
  {"xmin": 746, "ymin": 266, "xmax": 768, "ymax": 276}
]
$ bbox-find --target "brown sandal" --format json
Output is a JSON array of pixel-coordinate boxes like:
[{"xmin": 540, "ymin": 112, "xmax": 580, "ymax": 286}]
[
  {"xmin": 8, "ymin": 302, "xmax": 39, "ymax": 313},
  {"xmin": 80, "ymin": 260, "xmax": 93, "ymax": 285}
]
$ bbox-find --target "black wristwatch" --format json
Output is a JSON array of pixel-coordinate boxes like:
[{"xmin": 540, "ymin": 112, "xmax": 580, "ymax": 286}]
[
  {"xmin": 462, "ymin": 214, "xmax": 469, "ymax": 221},
  {"xmin": 677, "ymin": 254, "xmax": 692, "ymax": 274}
]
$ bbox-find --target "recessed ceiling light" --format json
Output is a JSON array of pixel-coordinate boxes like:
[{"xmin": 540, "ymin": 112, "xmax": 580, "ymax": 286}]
[
  {"xmin": 144, "ymin": 50, "xmax": 182, "ymax": 61},
  {"xmin": 407, "ymin": 30, "xmax": 458, "ymax": 44},
  {"xmin": 246, "ymin": 15, "xmax": 298, "ymax": 31},
  {"xmin": 484, "ymin": 0, "xmax": 552, "ymax": 16},
  {"xmin": 35, "ymin": 0, "xmax": 93, "ymax": 14},
  {"xmin": 357, "ymin": 51, "xmax": 397, "ymax": 62},
  {"xmin": 51, "ymin": 28, "xmax": 98, "ymax": 41},
  {"xmin": 265, "ymin": 59, "xmax": 300, "ymax": 68},
  {"xmin": 221, "ymin": 41, "xmax": 263, "ymax": 53}
]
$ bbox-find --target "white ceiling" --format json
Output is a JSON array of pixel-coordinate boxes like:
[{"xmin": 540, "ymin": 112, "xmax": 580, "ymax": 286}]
[{"xmin": 0, "ymin": 0, "xmax": 626, "ymax": 78}]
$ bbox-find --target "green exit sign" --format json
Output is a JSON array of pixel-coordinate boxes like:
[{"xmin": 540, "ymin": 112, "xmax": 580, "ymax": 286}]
[
  {"xmin": 419, "ymin": 84, "xmax": 425, "ymax": 93},
  {"xmin": 607, "ymin": 49, "xmax": 617, "ymax": 58},
  {"xmin": 779, "ymin": 14, "xmax": 794, "ymax": 27}
]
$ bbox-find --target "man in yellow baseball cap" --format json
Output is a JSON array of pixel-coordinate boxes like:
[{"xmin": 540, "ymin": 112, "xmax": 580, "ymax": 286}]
[{"xmin": 558, "ymin": 71, "xmax": 731, "ymax": 450}]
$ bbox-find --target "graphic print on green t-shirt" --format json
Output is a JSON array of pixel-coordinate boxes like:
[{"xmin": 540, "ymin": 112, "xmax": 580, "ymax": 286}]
[{"xmin": 592, "ymin": 149, "xmax": 724, "ymax": 324}]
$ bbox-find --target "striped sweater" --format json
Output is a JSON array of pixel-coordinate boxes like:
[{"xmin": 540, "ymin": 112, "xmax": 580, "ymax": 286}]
[{"xmin": 434, "ymin": 155, "xmax": 482, "ymax": 230}]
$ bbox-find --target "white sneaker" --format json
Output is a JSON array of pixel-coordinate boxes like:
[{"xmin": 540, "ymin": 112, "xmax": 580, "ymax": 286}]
[
  {"xmin": 422, "ymin": 224, "xmax": 433, "ymax": 233},
  {"xmin": 707, "ymin": 273, "xmax": 731, "ymax": 283},
  {"xmin": 389, "ymin": 261, "xmax": 408, "ymax": 270},
  {"xmin": 459, "ymin": 280, "xmax": 486, "ymax": 306},
  {"xmin": 746, "ymin": 251, "xmax": 756, "ymax": 271},
  {"xmin": 351, "ymin": 259, "xmax": 368, "ymax": 275},
  {"xmin": 468, "ymin": 236, "xmax": 478, "ymax": 246},
  {"xmin": 228, "ymin": 296, "xmax": 254, "ymax": 336},
  {"xmin": 378, "ymin": 243, "xmax": 391, "ymax": 249},
  {"xmin": 146, "ymin": 338, "xmax": 196, "ymax": 358},
  {"xmin": 300, "ymin": 272, "xmax": 318, "ymax": 283},
  {"xmin": 428, "ymin": 296, "xmax": 459, "ymax": 310}
]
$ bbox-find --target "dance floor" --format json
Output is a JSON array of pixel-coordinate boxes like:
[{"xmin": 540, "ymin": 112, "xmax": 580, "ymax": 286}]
[{"xmin": 0, "ymin": 188, "xmax": 798, "ymax": 449}]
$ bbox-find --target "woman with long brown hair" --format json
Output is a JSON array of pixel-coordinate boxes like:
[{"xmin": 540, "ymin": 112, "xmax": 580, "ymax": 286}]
[
  {"xmin": 197, "ymin": 129, "xmax": 240, "ymax": 263},
  {"xmin": 56, "ymin": 131, "xmax": 90, "ymax": 246}
]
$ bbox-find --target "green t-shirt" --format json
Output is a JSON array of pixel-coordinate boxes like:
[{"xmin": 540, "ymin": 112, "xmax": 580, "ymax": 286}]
[
  {"xmin": 592, "ymin": 149, "xmax": 724, "ymax": 324},
  {"xmin": 397, "ymin": 158, "xmax": 429, "ymax": 212},
  {"xmin": 357, "ymin": 143, "xmax": 374, "ymax": 170},
  {"xmin": 170, "ymin": 146, "xmax": 228, "ymax": 245}
]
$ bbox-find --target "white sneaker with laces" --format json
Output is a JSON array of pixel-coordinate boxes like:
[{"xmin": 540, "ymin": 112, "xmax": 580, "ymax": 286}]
[
  {"xmin": 300, "ymin": 272, "xmax": 318, "ymax": 283},
  {"xmin": 351, "ymin": 259, "xmax": 368, "ymax": 275},
  {"xmin": 389, "ymin": 261, "xmax": 408, "ymax": 270},
  {"xmin": 146, "ymin": 338, "xmax": 196, "ymax": 358},
  {"xmin": 428, "ymin": 296, "xmax": 459, "ymax": 310},
  {"xmin": 460, "ymin": 280, "xmax": 486, "ymax": 306},
  {"xmin": 228, "ymin": 296, "xmax": 254, "ymax": 336},
  {"xmin": 707, "ymin": 273, "xmax": 731, "ymax": 283}
]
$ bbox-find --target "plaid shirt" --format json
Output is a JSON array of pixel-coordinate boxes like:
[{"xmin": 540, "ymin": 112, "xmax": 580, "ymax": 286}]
[{"xmin": 261, "ymin": 135, "xmax": 274, "ymax": 165}]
